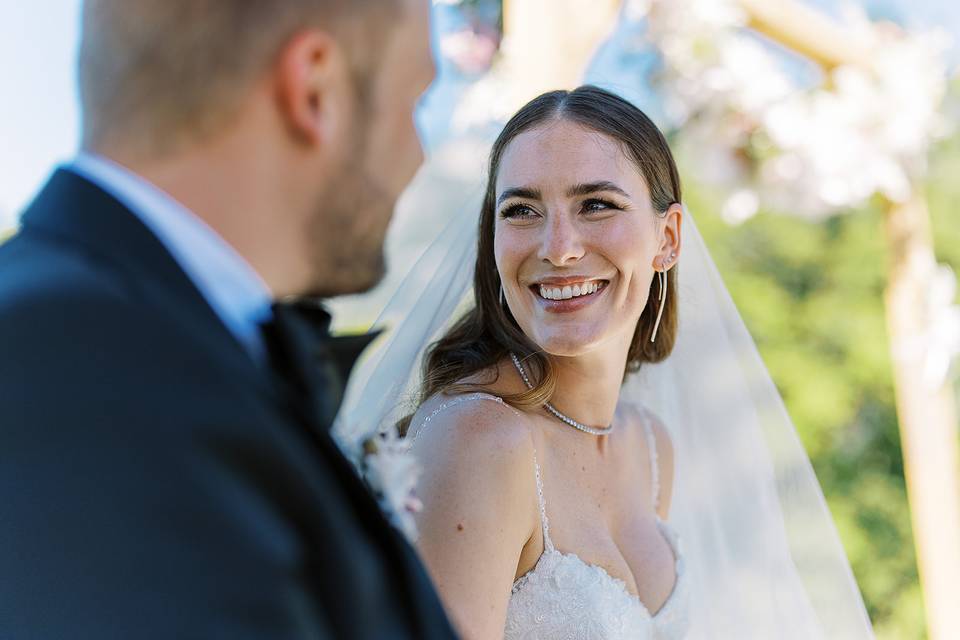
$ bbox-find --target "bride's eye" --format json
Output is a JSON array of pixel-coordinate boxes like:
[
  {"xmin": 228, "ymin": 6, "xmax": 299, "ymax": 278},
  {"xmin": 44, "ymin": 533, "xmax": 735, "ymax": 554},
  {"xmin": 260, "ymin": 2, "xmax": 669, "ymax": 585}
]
[
  {"xmin": 582, "ymin": 198, "xmax": 620, "ymax": 214},
  {"xmin": 500, "ymin": 203, "xmax": 540, "ymax": 220}
]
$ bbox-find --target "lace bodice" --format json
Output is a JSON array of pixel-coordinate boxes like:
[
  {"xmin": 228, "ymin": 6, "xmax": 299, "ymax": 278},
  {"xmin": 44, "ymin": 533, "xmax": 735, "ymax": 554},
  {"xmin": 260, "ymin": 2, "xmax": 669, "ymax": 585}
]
[
  {"xmin": 505, "ymin": 448, "xmax": 690, "ymax": 640},
  {"xmin": 413, "ymin": 393, "xmax": 691, "ymax": 640}
]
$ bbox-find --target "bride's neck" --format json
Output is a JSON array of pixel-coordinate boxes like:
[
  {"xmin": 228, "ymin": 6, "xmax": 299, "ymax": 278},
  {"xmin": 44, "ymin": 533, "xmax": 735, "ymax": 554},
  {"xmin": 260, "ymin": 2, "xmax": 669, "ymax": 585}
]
[{"xmin": 547, "ymin": 339, "xmax": 630, "ymax": 430}]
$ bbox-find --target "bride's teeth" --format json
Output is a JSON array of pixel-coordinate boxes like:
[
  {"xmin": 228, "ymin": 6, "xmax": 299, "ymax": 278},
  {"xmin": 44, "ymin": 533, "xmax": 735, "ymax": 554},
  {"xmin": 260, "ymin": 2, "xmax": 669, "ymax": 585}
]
[{"xmin": 537, "ymin": 281, "xmax": 605, "ymax": 300}]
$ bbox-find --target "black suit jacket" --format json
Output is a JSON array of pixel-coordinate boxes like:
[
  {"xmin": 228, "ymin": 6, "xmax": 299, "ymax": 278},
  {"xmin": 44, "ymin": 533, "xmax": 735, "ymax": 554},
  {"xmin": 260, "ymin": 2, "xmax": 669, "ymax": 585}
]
[{"xmin": 0, "ymin": 170, "xmax": 457, "ymax": 639}]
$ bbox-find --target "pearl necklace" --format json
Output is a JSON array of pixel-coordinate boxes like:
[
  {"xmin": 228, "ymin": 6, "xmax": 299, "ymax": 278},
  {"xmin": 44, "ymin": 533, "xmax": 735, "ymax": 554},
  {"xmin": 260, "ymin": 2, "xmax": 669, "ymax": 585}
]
[{"xmin": 509, "ymin": 353, "xmax": 616, "ymax": 436}]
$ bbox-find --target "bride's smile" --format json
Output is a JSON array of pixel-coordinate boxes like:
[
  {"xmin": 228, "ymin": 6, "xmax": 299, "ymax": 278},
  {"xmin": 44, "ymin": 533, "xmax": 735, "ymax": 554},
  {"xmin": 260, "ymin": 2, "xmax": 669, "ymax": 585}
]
[{"xmin": 531, "ymin": 278, "xmax": 609, "ymax": 310}]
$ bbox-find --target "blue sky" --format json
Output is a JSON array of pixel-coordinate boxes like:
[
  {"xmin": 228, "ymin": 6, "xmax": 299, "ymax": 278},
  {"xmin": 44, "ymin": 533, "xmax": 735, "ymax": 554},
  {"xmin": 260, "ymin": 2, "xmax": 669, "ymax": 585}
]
[
  {"xmin": 1, "ymin": 1, "xmax": 957, "ymax": 232},
  {"xmin": 0, "ymin": 1, "xmax": 82, "ymax": 228}
]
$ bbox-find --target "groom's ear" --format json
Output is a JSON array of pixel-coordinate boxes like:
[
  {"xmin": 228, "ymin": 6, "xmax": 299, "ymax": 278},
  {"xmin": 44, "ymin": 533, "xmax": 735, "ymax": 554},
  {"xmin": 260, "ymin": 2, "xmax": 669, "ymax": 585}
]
[{"xmin": 273, "ymin": 29, "xmax": 351, "ymax": 148}]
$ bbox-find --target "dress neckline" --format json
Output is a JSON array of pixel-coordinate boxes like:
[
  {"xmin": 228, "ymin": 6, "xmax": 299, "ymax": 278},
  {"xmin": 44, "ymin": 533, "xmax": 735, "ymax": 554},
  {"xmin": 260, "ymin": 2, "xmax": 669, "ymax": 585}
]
[{"xmin": 511, "ymin": 516, "xmax": 684, "ymax": 620}]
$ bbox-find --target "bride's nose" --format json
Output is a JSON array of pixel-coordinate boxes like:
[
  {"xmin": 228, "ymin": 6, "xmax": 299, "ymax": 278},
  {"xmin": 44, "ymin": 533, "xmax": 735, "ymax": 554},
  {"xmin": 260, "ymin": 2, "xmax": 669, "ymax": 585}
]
[{"xmin": 538, "ymin": 212, "xmax": 585, "ymax": 266}]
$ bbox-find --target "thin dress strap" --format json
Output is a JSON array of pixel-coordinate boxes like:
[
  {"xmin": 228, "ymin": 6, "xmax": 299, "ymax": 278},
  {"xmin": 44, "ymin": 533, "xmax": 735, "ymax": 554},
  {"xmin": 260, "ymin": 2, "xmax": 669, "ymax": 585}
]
[
  {"xmin": 409, "ymin": 392, "xmax": 509, "ymax": 443},
  {"xmin": 532, "ymin": 451, "xmax": 554, "ymax": 552},
  {"xmin": 640, "ymin": 407, "xmax": 661, "ymax": 512}
]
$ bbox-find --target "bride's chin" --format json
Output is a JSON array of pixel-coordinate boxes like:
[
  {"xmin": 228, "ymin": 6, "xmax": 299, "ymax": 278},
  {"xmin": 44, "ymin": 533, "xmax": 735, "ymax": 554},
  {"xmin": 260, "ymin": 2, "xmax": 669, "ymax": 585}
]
[{"xmin": 530, "ymin": 334, "xmax": 604, "ymax": 359}]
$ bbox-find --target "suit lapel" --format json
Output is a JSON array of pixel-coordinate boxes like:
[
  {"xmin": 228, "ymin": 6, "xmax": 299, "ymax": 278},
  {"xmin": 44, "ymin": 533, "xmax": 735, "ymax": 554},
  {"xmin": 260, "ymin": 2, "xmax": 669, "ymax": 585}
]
[{"xmin": 20, "ymin": 169, "xmax": 281, "ymax": 394}]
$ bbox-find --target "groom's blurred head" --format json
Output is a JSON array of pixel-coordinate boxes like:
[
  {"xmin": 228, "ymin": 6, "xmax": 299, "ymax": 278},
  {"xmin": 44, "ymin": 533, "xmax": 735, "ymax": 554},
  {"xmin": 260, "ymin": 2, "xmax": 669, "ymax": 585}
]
[{"xmin": 78, "ymin": 0, "xmax": 435, "ymax": 298}]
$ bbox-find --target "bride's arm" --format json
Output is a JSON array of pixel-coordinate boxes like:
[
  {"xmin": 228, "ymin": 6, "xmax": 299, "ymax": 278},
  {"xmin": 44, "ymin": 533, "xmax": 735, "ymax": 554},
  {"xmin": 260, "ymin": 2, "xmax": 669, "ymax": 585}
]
[{"xmin": 410, "ymin": 399, "xmax": 539, "ymax": 640}]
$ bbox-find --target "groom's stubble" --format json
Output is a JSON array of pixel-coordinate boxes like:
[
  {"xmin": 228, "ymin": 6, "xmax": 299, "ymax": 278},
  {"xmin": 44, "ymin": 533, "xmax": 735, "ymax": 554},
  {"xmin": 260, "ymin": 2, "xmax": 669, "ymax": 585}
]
[
  {"xmin": 304, "ymin": 92, "xmax": 392, "ymax": 298},
  {"xmin": 302, "ymin": 0, "xmax": 433, "ymax": 299}
]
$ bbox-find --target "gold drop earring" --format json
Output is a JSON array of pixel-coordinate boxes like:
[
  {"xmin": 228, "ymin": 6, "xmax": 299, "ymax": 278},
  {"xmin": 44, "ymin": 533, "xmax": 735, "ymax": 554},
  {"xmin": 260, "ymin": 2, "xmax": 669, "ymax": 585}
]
[{"xmin": 650, "ymin": 252, "xmax": 675, "ymax": 342}]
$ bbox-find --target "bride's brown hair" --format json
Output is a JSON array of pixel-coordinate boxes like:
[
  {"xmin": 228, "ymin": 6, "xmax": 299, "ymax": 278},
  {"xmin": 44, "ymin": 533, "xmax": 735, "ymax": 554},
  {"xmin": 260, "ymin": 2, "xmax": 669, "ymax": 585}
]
[{"xmin": 401, "ymin": 86, "xmax": 681, "ymax": 434}]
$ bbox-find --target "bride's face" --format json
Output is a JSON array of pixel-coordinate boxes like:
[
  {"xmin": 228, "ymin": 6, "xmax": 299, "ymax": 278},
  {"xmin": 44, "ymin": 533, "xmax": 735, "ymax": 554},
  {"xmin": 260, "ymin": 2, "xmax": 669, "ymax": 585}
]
[{"xmin": 494, "ymin": 120, "xmax": 666, "ymax": 357}]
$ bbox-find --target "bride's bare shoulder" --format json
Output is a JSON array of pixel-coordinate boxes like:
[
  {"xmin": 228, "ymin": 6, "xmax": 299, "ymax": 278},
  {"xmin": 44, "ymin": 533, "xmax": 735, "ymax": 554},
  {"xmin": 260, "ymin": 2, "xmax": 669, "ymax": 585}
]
[
  {"xmin": 408, "ymin": 386, "xmax": 540, "ymax": 638},
  {"xmin": 409, "ymin": 389, "xmax": 540, "ymax": 549},
  {"xmin": 408, "ymin": 388, "xmax": 537, "ymax": 474},
  {"xmin": 408, "ymin": 359, "xmax": 534, "ymax": 451}
]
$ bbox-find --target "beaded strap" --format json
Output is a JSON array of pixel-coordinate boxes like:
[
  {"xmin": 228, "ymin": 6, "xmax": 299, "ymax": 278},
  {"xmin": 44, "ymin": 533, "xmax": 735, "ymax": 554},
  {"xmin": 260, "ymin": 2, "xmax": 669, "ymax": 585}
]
[
  {"xmin": 409, "ymin": 392, "xmax": 518, "ymax": 444},
  {"xmin": 532, "ymin": 452, "xmax": 554, "ymax": 551},
  {"xmin": 640, "ymin": 409, "xmax": 661, "ymax": 511}
]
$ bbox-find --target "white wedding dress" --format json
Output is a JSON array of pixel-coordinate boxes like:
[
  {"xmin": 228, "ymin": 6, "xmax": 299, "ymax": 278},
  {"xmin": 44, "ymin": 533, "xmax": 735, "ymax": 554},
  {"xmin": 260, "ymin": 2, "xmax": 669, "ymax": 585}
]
[{"xmin": 411, "ymin": 392, "xmax": 691, "ymax": 639}]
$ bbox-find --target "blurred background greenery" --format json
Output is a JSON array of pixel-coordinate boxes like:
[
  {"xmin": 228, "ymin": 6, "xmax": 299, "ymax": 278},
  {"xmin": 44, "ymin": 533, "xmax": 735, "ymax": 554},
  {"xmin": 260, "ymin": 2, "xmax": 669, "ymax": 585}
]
[{"xmin": 682, "ymin": 85, "xmax": 960, "ymax": 638}]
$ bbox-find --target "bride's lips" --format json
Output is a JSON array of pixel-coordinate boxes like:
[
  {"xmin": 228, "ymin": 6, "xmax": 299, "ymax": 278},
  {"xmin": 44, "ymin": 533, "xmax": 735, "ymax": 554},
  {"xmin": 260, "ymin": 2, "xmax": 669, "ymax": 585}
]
[{"xmin": 529, "ymin": 278, "xmax": 610, "ymax": 314}]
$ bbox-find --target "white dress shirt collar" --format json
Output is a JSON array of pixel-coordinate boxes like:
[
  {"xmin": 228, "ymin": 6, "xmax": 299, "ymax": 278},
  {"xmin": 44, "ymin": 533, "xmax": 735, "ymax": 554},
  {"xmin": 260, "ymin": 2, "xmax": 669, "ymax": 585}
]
[{"xmin": 68, "ymin": 151, "xmax": 274, "ymax": 364}]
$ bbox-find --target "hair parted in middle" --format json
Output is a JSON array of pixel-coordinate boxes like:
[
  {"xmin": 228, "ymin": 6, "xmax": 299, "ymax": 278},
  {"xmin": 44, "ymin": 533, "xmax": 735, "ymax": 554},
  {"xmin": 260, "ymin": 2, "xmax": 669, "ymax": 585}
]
[{"xmin": 401, "ymin": 85, "xmax": 681, "ymax": 434}]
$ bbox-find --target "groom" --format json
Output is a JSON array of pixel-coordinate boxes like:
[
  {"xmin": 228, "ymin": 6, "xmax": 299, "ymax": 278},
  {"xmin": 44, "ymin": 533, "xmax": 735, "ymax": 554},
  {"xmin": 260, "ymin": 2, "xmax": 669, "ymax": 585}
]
[{"xmin": 0, "ymin": 1, "xmax": 456, "ymax": 639}]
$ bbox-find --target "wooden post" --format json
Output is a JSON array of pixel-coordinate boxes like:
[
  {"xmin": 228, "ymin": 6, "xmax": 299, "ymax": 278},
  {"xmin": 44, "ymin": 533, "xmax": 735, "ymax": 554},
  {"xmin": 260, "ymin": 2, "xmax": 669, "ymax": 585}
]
[{"xmin": 883, "ymin": 195, "xmax": 960, "ymax": 640}]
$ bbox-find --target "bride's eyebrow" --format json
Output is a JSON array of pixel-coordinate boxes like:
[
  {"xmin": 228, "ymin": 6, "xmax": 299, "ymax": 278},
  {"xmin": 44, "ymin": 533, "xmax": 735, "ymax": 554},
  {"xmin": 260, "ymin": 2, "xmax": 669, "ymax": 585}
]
[
  {"xmin": 496, "ymin": 181, "xmax": 631, "ymax": 206},
  {"xmin": 567, "ymin": 181, "xmax": 631, "ymax": 199},
  {"xmin": 497, "ymin": 187, "xmax": 541, "ymax": 206}
]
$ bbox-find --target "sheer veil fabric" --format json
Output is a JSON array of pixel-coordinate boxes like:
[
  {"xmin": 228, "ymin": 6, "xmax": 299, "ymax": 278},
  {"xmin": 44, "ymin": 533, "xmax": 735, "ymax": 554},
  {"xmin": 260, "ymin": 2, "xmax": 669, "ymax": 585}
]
[{"xmin": 333, "ymin": 53, "xmax": 874, "ymax": 637}]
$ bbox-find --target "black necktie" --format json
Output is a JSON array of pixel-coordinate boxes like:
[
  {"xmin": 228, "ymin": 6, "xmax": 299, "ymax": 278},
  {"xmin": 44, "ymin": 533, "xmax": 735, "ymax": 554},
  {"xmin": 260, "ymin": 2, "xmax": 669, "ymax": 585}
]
[{"xmin": 260, "ymin": 300, "xmax": 380, "ymax": 431}]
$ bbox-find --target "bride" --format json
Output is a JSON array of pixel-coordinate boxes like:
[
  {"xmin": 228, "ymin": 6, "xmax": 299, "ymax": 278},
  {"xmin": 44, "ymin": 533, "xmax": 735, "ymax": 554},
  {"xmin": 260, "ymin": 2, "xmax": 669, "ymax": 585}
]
[
  {"xmin": 335, "ymin": 85, "xmax": 874, "ymax": 639},
  {"xmin": 406, "ymin": 85, "xmax": 688, "ymax": 639}
]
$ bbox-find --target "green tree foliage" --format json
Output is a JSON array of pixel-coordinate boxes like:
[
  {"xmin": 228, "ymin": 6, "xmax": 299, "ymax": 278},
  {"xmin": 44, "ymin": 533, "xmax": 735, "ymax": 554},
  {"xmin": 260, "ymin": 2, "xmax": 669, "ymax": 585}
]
[{"xmin": 678, "ymin": 124, "xmax": 960, "ymax": 638}]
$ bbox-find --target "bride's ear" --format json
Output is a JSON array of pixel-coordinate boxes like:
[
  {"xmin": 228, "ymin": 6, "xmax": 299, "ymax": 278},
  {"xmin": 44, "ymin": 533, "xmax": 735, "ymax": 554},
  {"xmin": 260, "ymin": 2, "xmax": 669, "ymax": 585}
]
[{"xmin": 655, "ymin": 203, "xmax": 683, "ymax": 269}]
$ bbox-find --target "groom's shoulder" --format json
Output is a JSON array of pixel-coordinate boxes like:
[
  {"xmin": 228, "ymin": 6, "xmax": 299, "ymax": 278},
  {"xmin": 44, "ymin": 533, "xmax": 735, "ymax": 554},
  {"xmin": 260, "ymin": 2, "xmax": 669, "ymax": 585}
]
[
  {"xmin": 0, "ymin": 264, "xmax": 261, "ymax": 454},
  {"xmin": 0, "ymin": 239, "xmax": 217, "ymax": 392},
  {"xmin": 0, "ymin": 236, "xmax": 145, "ymax": 346},
  {"xmin": 0, "ymin": 224, "xmax": 132, "ymax": 313}
]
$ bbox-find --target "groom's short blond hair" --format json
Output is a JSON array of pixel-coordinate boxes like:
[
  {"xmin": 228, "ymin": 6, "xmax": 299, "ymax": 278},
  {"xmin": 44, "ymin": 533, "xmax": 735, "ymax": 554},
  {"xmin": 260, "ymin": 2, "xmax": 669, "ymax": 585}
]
[{"xmin": 79, "ymin": 0, "xmax": 397, "ymax": 156}]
